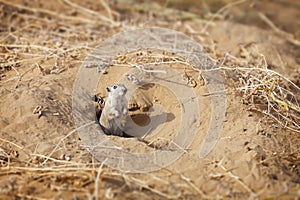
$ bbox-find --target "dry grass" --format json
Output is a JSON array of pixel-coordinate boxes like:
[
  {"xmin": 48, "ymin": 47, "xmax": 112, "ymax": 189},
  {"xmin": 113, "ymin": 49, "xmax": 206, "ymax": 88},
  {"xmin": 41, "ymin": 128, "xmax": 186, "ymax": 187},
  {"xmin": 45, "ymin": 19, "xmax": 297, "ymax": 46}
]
[{"xmin": 217, "ymin": 45, "xmax": 300, "ymax": 133}]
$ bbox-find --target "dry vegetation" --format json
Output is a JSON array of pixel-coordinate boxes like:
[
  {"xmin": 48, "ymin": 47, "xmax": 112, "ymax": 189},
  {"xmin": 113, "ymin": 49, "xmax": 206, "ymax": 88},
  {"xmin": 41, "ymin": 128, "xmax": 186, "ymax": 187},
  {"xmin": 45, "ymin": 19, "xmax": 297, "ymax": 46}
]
[
  {"xmin": 0, "ymin": 0, "xmax": 299, "ymax": 199},
  {"xmin": 220, "ymin": 45, "xmax": 300, "ymax": 133}
]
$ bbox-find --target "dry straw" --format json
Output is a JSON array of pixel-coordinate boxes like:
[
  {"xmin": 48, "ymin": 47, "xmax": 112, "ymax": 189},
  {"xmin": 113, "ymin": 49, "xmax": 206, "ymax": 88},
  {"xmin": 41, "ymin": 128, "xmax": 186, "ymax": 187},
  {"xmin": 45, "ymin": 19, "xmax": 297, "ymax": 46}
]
[{"xmin": 217, "ymin": 47, "xmax": 300, "ymax": 133}]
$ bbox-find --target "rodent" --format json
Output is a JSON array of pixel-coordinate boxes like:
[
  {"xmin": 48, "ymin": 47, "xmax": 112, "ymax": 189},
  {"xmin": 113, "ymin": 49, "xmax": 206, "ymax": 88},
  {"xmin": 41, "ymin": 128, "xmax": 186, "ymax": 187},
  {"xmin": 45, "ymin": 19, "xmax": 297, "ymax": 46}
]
[{"xmin": 99, "ymin": 84, "xmax": 128, "ymax": 136}]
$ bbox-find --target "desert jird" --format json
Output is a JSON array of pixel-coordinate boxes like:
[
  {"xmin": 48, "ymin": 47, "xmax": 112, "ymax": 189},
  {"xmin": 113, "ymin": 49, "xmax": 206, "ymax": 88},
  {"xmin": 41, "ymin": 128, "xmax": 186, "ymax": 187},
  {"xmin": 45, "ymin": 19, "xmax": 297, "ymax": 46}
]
[{"xmin": 99, "ymin": 84, "xmax": 128, "ymax": 136}]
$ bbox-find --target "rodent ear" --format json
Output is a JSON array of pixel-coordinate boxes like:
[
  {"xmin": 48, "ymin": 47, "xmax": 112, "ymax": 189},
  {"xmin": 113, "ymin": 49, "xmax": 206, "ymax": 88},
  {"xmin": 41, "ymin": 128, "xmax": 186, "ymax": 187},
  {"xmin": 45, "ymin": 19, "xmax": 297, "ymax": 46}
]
[{"xmin": 106, "ymin": 87, "xmax": 111, "ymax": 92}]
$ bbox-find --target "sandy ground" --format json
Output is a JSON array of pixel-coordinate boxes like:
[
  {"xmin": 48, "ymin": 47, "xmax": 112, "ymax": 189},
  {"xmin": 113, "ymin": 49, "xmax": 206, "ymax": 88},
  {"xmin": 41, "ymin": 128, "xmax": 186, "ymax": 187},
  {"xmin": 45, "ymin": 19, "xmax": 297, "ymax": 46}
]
[{"xmin": 0, "ymin": 0, "xmax": 299, "ymax": 199}]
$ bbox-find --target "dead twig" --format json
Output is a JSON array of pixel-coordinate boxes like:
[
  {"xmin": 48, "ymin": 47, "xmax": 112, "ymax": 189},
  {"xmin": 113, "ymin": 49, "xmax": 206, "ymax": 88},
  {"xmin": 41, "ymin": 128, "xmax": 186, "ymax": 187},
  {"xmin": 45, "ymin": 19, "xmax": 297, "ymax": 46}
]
[
  {"xmin": 258, "ymin": 12, "xmax": 300, "ymax": 47},
  {"xmin": 0, "ymin": 137, "xmax": 23, "ymax": 149},
  {"xmin": 0, "ymin": 0, "xmax": 106, "ymax": 25},
  {"xmin": 122, "ymin": 174, "xmax": 180, "ymax": 199},
  {"xmin": 201, "ymin": 0, "xmax": 248, "ymax": 33},
  {"xmin": 217, "ymin": 159, "xmax": 257, "ymax": 198},
  {"xmin": 94, "ymin": 159, "xmax": 107, "ymax": 200},
  {"xmin": 61, "ymin": 0, "xmax": 118, "ymax": 26},
  {"xmin": 41, "ymin": 121, "xmax": 94, "ymax": 165}
]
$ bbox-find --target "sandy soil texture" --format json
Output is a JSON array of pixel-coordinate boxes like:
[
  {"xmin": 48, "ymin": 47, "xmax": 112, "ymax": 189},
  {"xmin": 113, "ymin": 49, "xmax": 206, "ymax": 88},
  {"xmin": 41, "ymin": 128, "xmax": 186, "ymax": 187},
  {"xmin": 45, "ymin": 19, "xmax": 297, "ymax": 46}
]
[{"xmin": 0, "ymin": 0, "xmax": 299, "ymax": 199}]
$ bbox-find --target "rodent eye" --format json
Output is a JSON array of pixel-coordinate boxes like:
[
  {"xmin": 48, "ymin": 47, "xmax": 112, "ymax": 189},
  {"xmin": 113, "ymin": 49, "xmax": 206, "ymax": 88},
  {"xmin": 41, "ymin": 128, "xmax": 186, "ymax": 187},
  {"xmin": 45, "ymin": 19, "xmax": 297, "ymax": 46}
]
[{"xmin": 113, "ymin": 85, "xmax": 117, "ymax": 89}]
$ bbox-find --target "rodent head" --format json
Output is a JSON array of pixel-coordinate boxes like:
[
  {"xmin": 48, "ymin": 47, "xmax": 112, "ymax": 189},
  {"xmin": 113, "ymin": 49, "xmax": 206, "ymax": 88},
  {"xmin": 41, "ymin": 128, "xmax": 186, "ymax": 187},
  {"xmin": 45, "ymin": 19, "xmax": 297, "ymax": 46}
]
[{"xmin": 106, "ymin": 84, "xmax": 127, "ymax": 96}]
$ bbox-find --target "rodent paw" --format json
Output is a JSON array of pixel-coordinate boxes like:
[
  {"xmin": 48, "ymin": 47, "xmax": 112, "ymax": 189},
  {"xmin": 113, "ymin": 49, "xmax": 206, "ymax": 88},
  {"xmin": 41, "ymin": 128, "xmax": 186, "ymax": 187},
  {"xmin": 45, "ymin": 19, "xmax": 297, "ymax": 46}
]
[
  {"xmin": 110, "ymin": 108, "xmax": 120, "ymax": 117},
  {"xmin": 123, "ymin": 108, "xmax": 128, "ymax": 115}
]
